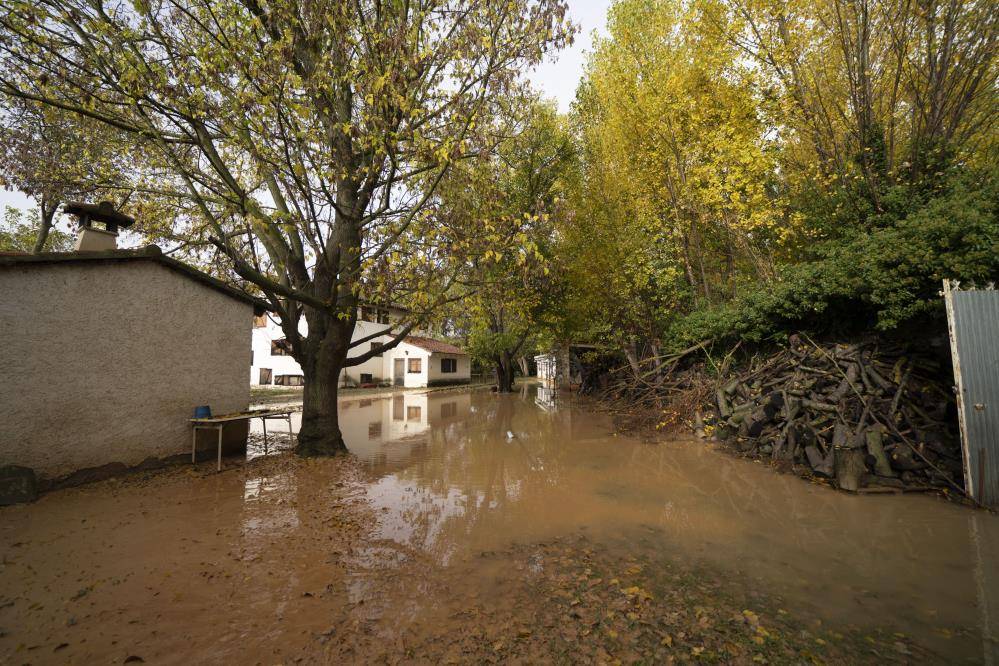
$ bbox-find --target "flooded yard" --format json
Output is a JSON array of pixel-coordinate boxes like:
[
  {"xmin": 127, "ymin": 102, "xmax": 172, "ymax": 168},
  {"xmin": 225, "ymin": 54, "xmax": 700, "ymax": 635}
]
[{"xmin": 2, "ymin": 385, "xmax": 997, "ymax": 663}]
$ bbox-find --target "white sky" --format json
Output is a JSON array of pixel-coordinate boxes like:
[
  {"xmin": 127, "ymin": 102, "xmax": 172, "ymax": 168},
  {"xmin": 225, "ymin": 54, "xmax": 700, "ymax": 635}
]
[
  {"xmin": 528, "ymin": 0, "xmax": 613, "ymax": 112},
  {"xmin": 0, "ymin": 0, "xmax": 612, "ymax": 215}
]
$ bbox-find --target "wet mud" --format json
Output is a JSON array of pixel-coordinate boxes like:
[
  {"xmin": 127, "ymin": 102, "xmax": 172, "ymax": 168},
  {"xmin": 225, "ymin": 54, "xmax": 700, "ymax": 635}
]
[{"xmin": 1, "ymin": 385, "xmax": 997, "ymax": 663}]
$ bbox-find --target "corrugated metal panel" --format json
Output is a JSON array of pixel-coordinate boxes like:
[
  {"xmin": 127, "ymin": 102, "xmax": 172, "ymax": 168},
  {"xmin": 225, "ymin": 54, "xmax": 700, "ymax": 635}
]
[{"xmin": 945, "ymin": 281, "xmax": 999, "ymax": 507}]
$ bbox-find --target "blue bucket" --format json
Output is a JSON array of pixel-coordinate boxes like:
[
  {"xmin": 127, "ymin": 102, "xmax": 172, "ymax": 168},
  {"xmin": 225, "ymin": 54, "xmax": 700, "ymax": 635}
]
[{"xmin": 193, "ymin": 405, "xmax": 212, "ymax": 419}]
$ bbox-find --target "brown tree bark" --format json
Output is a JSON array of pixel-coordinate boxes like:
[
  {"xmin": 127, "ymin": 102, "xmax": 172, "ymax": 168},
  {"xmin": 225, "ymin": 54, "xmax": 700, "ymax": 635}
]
[
  {"xmin": 296, "ymin": 327, "xmax": 350, "ymax": 456},
  {"xmin": 495, "ymin": 352, "xmax": 516, "ymax": 393},
  {"xmin": 31, "ymin": 199, "xmax": 58, "ymax": 254}
]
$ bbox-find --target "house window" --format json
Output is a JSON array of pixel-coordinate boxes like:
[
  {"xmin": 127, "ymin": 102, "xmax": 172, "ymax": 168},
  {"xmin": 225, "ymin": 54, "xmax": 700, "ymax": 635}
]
[
  {"xmin": 408, "ymin": 358, "xmax": 422, "ymax": 373},
  {"xmin": 360, "ymin": 306, "xmax": 389, "ymax": 324},
  {"xmin": 370, "ymin": 341, "xmax": 384, "ymax": 356},
  {"xmin": 407, "ymin": 405, "xmax": 422, "ymax": 420},
  {"xmin": 441, "ymin": 358, "xmax": 457, "ymax": 373},
  {"xmin": 259, "ymin": 368, "xmax": 273, "ymax": 385},
  {"xmin": 368, "ymin": 422, "xmax": 382, "ymax": 439},
  {"xmin": 360, "ymin": 373, "xmax": 373, "ymax": 384},
  {"xmin": 275, "ymin": 374, "xmax": 304, "ymax": 386},
  {"xmin": 440, "ymin": 402, "xmax": 457, "ymax": 418},
  {"xmin": 271, "ymin": 338, "xmax": 292, "ymax": 356}
]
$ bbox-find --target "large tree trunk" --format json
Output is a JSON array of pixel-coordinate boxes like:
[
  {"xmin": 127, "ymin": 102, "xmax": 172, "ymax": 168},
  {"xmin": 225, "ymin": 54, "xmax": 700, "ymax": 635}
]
[
  {"xmin": 296, "ymin": 334, "xmax": 349, "ymax": 456},
  {"xmin": 495, "ymin": 353, "xmax": 516, "ymax": 393}
]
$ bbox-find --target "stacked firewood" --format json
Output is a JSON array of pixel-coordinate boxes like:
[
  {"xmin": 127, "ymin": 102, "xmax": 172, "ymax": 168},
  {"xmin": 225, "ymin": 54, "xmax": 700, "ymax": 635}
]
[{"xmin": 708, "ymin": 335, "xmax": 964, "ymax": 494}]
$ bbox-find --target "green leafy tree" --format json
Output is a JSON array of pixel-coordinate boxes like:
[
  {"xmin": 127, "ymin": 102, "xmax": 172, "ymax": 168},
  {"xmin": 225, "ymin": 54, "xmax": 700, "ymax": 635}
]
[
  {"xmin": 559, "ymin": 0, "xmax": 996, "ymax": 359},
  {"xmin": 0, "ymin": 97, "xmax": 144, "ymax": 252},
  {"xmin": 0, "ymin": 205, "xmax": 73, "ymax": 252},
  {"xmin": 0, "ymin": 0, "xmax": 572, "ymax": 454},
  {"xmin": 443, "ymin": 100, "xmax": 577, "ymax": 391}
]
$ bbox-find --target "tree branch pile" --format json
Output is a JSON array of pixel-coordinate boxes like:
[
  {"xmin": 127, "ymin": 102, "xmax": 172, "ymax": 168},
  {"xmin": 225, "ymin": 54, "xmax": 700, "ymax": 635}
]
[{"xmin": 597, "ymin": 335, "xmax": 965, "ymax": 497}]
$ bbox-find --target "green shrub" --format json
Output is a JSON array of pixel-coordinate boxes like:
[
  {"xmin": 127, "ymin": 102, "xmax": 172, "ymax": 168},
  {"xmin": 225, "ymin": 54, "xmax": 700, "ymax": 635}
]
[{"xmin": 668, "ymin": 169, "xmax": 999, "ymax": 349}]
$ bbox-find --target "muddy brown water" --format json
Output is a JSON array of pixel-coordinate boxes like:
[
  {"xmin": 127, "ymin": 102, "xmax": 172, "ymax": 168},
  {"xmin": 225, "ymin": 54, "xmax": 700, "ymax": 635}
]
[{"xmin": 2, "ymin": 385, "xmax": 997, "ymax": 663}]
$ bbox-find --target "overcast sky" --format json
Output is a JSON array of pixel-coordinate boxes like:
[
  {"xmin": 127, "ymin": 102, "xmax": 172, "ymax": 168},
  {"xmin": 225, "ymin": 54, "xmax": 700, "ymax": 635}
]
[{"xmin": 0, "ymin": 0, "xmax": 612, "ymax": 215}]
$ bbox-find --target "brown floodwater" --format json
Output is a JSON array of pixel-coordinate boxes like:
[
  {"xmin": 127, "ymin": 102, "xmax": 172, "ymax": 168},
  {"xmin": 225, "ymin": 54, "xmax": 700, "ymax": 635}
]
[{"xmin": 2, "ymin": 384, "xmax": 998, "ymax": 663}]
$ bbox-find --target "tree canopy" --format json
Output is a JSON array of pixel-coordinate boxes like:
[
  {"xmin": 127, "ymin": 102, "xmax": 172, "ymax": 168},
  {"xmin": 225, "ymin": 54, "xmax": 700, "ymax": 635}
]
[
  {"xmin": 545, "ymin": 0, "xmax": 997, "ymax": 360},
  {"xmin": 0, "ymin": 0, "xmax": 573, "ymax": 451}
]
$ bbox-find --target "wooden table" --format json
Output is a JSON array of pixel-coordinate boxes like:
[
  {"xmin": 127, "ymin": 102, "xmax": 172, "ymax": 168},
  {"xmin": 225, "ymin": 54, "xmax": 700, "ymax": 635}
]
[{"xmin": 190, "ymin": 409, "xmax": 294, "ymax": 472}]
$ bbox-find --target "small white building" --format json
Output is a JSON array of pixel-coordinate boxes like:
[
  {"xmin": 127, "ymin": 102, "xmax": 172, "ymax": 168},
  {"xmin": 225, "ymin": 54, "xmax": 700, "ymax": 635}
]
[
  {"xmin": 251, "ymin": 308, "xmax": 470, "ymax": 388},
  {"xmin": 536, "ymin": 353, "xmax": 558, "ymax": 382}
]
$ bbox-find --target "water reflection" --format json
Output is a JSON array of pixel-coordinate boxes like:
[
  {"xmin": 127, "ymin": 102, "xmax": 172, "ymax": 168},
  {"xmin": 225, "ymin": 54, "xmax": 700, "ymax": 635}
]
[
  {"xmin": 245, "ymin": 385, "xmax": 998, "ymax": 661},
  {"xmin": 338, "ymin": 386, "xmax": 999, "ymax": 661},
  {"xmin": 535, "ymin": 383, "xmax": 559, "ymax": 411}
]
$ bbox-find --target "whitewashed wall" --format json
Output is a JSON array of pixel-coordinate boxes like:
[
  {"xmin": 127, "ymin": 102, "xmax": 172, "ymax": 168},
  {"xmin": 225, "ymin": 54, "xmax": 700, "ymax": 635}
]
[
  {"xmin": 386, "ymin": 342, "xmax": 430, "ymax": 387},
  {"xmin": 426, "ymin": 353, "xmax": 471, "ymax": 385},
  {"xmin": 251, "ymin": 317, "xmax": 396, "ymax": 386},
  {"xmin": 250, "ymin": 314, "xmax": 470, "ymax": 389}
]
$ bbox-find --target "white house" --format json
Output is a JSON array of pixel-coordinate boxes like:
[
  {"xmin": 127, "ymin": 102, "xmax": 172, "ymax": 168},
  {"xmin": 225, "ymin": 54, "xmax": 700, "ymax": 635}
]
[{"xmin": 251, "ymin": 306, "xmax": 471, "ymax": 388}]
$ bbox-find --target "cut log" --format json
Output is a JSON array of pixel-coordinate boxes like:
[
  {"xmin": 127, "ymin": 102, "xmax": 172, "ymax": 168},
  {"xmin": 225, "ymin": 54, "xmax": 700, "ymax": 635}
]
[
  {"xmin": 801, "ymin": 399, "xmax": 837, "ymax": 413},
  {"xmin": 886, "ymin": 444, "xmax": 929, "ymax": 471},
  {"xmin": 716, "ymin": 389, "xmax": 732, "ymax": 419},
  {"xmin": 830, "ymin": 363, "xmax": 859, "ymax": 403},
  {"xmin": 744, "ymin": 408, "xmax": 770, "ymax": 437},
  {"xmin": 805, "ymin": 445, "xmax": 834, "ymax": 477},
  {"xmin": 832, "ymin": 423, "xmax": 850, "ymax": 448},
  {"xmin": 864, "ymin": 427, "xmax": 893, "ymax": 477},
  {"xmin": 834, "ymin": 446, "xmax": 867, "ymax": 491}
]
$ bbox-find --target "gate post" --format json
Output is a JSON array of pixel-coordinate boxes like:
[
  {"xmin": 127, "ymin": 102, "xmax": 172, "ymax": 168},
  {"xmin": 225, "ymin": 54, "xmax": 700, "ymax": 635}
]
[{"xmin": 943, "ymin": 279, "xmax": 976, "ymax": 501}]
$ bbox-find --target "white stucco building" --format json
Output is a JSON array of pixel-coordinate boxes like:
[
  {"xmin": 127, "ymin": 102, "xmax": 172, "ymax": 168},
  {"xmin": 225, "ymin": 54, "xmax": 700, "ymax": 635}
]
[{"xmin": 251, "ymin": 307, "xmax": 471, "ymax": 389}]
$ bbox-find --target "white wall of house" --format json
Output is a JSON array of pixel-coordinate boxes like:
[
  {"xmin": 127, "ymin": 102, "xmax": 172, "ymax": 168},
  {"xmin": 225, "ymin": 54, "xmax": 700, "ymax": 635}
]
[
  {"xmin": 252, "ymin": 316, "xmax": 398, "ymax": 387},
  {"xmin": 427, "ymin": 352, "xmax": 471, "ymax": 385},
  {"xmin": 386, "ymin": 341, "xmax": 430, "ymax": 387},
  {"xmin": 0, "ymin": 260, "xmax": 254, "ymax": 479},
  {"xmin": 536, "ymin": 353, "xmax": 557, "ymax": 381},
  {"xmin": 251, "ymin": 312, "xmax": 471, "ymax": 388}
]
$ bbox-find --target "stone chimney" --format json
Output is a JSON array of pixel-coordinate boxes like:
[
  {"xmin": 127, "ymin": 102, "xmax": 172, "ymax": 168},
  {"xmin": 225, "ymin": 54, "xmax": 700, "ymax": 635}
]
[{"xmin": 64, "ymin": 201, "xmax": 135, "ymax": 252}]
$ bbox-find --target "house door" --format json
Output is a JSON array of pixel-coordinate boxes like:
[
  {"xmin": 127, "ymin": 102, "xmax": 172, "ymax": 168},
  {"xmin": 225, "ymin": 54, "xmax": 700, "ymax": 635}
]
[{"xmin": 393, "ymin": 359, "xmax": 405, "ymax": 386}]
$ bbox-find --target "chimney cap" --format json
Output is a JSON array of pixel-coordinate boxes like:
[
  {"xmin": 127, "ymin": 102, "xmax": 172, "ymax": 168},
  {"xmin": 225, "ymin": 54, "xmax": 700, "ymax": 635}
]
[{"xmin": 63, "ymin": 201, "xmax": 135, "ymax": 231}]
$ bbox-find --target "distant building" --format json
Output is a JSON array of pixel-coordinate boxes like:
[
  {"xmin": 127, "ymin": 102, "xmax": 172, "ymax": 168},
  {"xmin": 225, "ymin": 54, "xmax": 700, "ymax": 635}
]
[
  {"xmin": 535, "ymin": 344, "xmax": 600, "ymax": 389},
  {"xmin": 251, "ymin": 306, "xmax": 471, "ymax": 389},
  {"xmin": 0, "ymin": 235, "xmax": 266, "ymax": 485}
]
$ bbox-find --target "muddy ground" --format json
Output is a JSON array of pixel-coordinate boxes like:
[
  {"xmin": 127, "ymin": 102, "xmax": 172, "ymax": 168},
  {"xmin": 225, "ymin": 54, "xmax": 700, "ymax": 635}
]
[
  {"xmin": 2, "ymin": 388, "xmax": 994, "ymax": 664},
  {"xmin": 0, "ymin": 454, "xmax": 957, "ymax": 664}
]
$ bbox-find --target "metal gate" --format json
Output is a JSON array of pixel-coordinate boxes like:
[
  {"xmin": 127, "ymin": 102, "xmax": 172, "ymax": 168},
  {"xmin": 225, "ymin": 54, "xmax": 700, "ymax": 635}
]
[{"xmin": 943, "ymin": 280, "xmax": 999, "ymax": 507}]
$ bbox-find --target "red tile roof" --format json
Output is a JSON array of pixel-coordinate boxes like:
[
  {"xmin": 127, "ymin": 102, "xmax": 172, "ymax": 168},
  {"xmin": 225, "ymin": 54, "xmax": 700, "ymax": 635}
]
[{"xmin": 404, "ymin": 335, "xmax": 467, "ymax": 355}]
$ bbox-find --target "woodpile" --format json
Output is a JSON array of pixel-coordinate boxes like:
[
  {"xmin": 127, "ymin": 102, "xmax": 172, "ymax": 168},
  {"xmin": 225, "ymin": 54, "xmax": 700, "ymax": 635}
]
[
  {"xmin": 596, "ymin": 335, "xmax": 965, "ymax": 496},
  {"xmin": 708, "ymin": 335, "xmax": 963, "ymax": 494}
]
